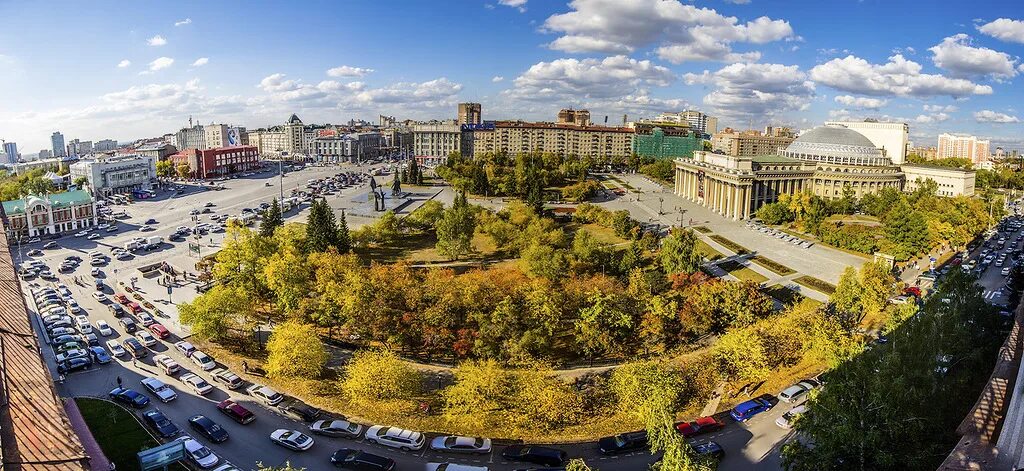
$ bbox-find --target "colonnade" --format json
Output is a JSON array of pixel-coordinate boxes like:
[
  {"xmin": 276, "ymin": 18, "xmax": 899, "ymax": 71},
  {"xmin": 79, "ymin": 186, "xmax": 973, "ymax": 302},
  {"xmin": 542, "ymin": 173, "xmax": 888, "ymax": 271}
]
[{"xmin": 675, "ymin": 166, "xmax": 753, "ymax": 220}]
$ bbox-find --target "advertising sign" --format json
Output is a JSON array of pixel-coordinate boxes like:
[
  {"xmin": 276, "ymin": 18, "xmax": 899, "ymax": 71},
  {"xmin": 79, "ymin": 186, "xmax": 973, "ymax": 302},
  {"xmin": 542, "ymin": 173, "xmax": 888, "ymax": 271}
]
[
  {"xmin": 227, "ymin": 128, "xmax": 242, "ymax": 147},
  {"xmin": 137, "ymin": 441, "xmax": 185, "ymax": 471}
]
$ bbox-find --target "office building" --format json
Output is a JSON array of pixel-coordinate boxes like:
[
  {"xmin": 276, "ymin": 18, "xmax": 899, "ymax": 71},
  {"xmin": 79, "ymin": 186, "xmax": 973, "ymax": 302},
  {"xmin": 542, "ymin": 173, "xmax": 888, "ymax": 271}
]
[
  {"xmin": 66, "ymin": 139, "xmax": 93, "ymax": 156},
  {"xmin": 94, "ymin": 139, "xmax": 118, "ymax": 152},
  {"xmin": 38, "ymin": 149, "xmax": 52, "ymax": 159},
  {"xmin": 711, "ymin": 130, "xmax": 794, "ymax": 157},
  {"xmin": 674, "ymin": 124, "xmax": 974, "ymax": 220},
  {"xmin": 69, "ymin": 154, "xmax": 157, "ymax": 196},
  {"xmin": 1, "ymin": 190, "xmax": 97, "ymax": 237},
  {"xmin": 458, "ymin": 103, "xmax": 482, "ymax": 125},
  {"xmin": 135, "ymin": 142, "xmax": 178, "ymax": 161},
  {"xmin": 657, "ymin": 111, "xmax": 718, "ymax": 136},
  {"xmin": 824, "ymin": 120, "xmax": 909, "ymax": 164},
  {"xmin": 169, "ymin": 145, "xmax": 260, "ymax": 179},
  {"xmin": 51, "ymin": 131, "xmax": 66, "ymax": 157},
  {"xmin": 631, "ymin": 122, "xmax": 703, "ymax": 160},
  {"xmin": 460, "ymin": 119, "xmax": 633, "ymax": 161},
  {"xmin": 413, "ymin": 122, "xmax": 461, "ymax": 165},
  {"xmin": 310, "ymin": 132, "xmax": 382, "ymax": 163},
  {"xmin": 247, "ymin": 114, "xmax": 306, "ymax": 158},
  {"xmin": 937, "ymin": 133, "xmax": 991, "ymax": 164},
  {"xmin": 557, "ymin": 108, "xmax": 591, "ymax": 126},
  {"xmin": 175, "ymin": 124, "xmax": 207, "ymax": 151},
  {"xmin": 3, "ymin": 142, "xmax": 17, "ymax": 164}
]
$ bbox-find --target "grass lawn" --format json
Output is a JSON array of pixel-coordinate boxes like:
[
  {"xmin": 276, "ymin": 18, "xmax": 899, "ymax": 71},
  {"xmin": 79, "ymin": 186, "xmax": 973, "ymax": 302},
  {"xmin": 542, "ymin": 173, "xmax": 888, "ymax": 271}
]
[
  {"xmin": 75, "ymin": 398, "xmax": 187, "ymax": 471},
  {"xmin": 751, "ymin": 255, "xmax": 796, "ymax": 276},
  {"xmin": 403, "ymin": 232, "xmax": 504, "ymax": 263},
  {"xmin": 717, "ymin": 259, "xmax": 769, "ymax": 284},
  {"xmin": 709, "ymin": 235, "xmax": 751, "ymax": 255},
  {"xmin": 692, "ymin": 225, "xmax": 713, "ymax": 234},
  {"xmin": 776, "ymin": 227, "xmax": 872, "ymax": 260},
  {"xmin": 794, "ymin": 275, "xmax": 837, "ymax": 295},
  {"xmin": 696, "ymin": 239, "xmax": 724, "ymax": 261}
]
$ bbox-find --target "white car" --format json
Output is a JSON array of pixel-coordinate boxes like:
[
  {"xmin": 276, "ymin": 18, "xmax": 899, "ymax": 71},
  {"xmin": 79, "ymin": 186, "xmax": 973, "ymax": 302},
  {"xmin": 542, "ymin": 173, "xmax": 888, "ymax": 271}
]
[
  {"xmin": 246, "ymin": 384, "xmax": 284, "ymax": 406},
  {"xmin": 140, "ymin": 225, "xmax": 154, "ymax": 232},
  {"xmin": 90, "ymin": 267, "xmax": 102, "ymax": 277},
  {"xmin": 141, "ymin": 377, "xmax": 178, "ymax": 402},
  {"xmin": 116, "ymin": 252, "xmax": 132, "ymax": 260},
  {"xmin": 96, "ymin": 320, "xmax": 113, "ymax": 336},
  {"xmin": 57, "ymin": 285, "xmax": 72, "ymax": 299},
  {"xmin": 92, "ymin": 292, "xmax": 109, "ymax": 303},
  {"xmin": 1003, "ymin": 267, "xmax": 1012, "ymax": 276},
  {"xmin": 87, "ymin": 233, "xmax": 101, "ymax": 240},
  {"xmin": 135, "ymin": 331, "xmax": 157, "ymax": 347},
  {"xmin": 106, "ymin": 340, "xmax": 127, "ymax": 357},
  {"xmin": 137, "ymin": 313, "xmax": 155, "ymax": 327},
  {"xmin": 97, "ymin": 224, "xmax": 110, "ymax": 230},
  {"xmin": 365, "ymin": 425, "xmax": 426, "ymax": 451},
  {"xmin": 776, "ymin": 404, "xmax": 808, "ymax": 429},
  {"xmin": 191, "ymin": 351, "xmax": 216, "ymax": 371},
  {"xmin": 67, "ymin": 300, "xmax": 84, "ymax": 315},
  {"xmin": 269, "ymin": 429, "xmax": 314, "ymax": 451},
  {"xmin": 74, "ymin": 230, "xmax": 89, "ymax": 237},
  {"xmin": 180, "ymin": 373, "xmax": 215, "ymax": 395},
  {"xmin": 177, "ymin": 436, "xmax": 220, "ymax": 469},
  {"xmin": 75, "ymin": 315, "xmax": 93, "ymax": 334},
  {"xmin": 56, "ymin": 349, "xmax": 89, "ymax": 363},
  {"xmin": 154, "ymin": 354, "xmax": 181, "ymax": 375},
  {"xmin": 175, "ymin": 341, "xmax": 196, "ymax": 357}
]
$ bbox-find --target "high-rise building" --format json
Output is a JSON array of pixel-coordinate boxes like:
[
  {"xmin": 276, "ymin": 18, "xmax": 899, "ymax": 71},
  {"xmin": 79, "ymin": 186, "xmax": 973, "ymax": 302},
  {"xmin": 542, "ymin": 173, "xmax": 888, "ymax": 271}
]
[
  {"xmin": 246, "ymin": 114, "xmax": 306, "ymax": 158},
  {"xmin": 51, "ymin": 131, "xmax": 66, "ymax": 157},
  {"xmin": 3, "ymin": 142, "xmax": 17, "ymax": 164},
  {"xmin": 937, "ymin": 133, "xmax": 991, "ymax": 164},
  {"xmin": 457, "ymin": 103, "xmax": 482, "ymax": 125},
  {"xmin": 557, "ymin": 108, "xmax": 591, "ymax": 126},
  {"xmin": 824, "ymin": 120, "xmax": 909, "ymax": 164},
  {"xmin": 66, "ymin": 139, "xmax": 93, "ymax": 156},
  {"xmin": 460, "ymin": 119, "xmax": 633, "ymax": 161},
  {"xmin": 658, "ymin": 111, "xmax": 718, "ymax": 136},
  {"xmin": 413, "ymin": 121, "xmax": 461, "ymax": 164},
  {"xmin": 175, "ymin": 124, "xmax": 207, "ymax": 150},
  {"xmin": 39, "ymin": 149, "xmax": 52, "ymax": 159},
  {"xmin": 94, "ymin": 139, "xmax": 118, "ymax": 152}
]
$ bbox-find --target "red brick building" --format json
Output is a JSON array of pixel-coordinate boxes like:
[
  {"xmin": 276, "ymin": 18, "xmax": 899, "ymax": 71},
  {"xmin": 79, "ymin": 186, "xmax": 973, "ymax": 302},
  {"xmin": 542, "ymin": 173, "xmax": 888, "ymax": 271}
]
[{"xmin": 169, "ymin": 145, "xmax": 260, "ymax": 179}]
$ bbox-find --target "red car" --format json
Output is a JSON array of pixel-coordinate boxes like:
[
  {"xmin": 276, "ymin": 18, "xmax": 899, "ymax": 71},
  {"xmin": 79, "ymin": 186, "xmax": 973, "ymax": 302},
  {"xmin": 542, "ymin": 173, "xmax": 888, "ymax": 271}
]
[
  {"xmin": 127, "ymin": 302, "xmax": 143, "ymax": 314},
  {"xmin": 217, "ymin": 399, "xmax": 255, "ymax": 424},
  {"xmin": 149, "ymin": 323, "xmax": 170, "ymax": 339},
  {"xmin": 676, "ymin": 416, "xmax": 725, "ymax": 438},
  {"xmin": 114, "ymin": 294, "xmax": 130, "ymax": 305}
]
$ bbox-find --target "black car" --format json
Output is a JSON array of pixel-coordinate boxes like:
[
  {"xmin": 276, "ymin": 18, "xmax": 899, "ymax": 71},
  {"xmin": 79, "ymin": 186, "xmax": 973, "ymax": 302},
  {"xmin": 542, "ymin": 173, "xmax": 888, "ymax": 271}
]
[
  {"xmin": 330, "ymin": 448, "xmax": 395, "ymax": 471},
  {"xmin": 119, "ymin": 317, "xmax": 137, "ymax": 333},
  {"xmin": 188, "ymin": 415, "xmax": 229, "ymax": 443},
  {"xmin": 108, "ymin": 304, "xmax": 126, "ymax": 317},
  {"xmin": 109, "ymin": 387, "xmax": 150, "ymax": 408},
  {"xmin": 279, "ymin": 399, "xmax": 323, "ymax": 422},
  {"xmin": 123, "ymin": 337, "xmax": 147, "ymax": 358},
  {"xmin": 598, "ymin": 430, "xmax": 648, "ymax": 455},
  {"xmin": 693, "ymin": 441, "xmax": 725, "ymax": 460},
  {"xmin": 501, "ymin": 445, "xmax": 568, "ymax": 467},
  {"xmin": 145, "ymin": 218, "xmax": 158, "ymax": 224},
  {"xmin": 143, "ymin": 409, "xmax": 180, "ymax": 438},
  {"xmin": 57, "ymin": 357, "xmax": 92, "ymax": 374}
]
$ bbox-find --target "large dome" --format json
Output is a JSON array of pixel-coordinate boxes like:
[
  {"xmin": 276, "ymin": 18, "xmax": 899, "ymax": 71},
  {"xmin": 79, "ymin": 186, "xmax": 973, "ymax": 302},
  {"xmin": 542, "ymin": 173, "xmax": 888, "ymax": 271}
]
[{"xmin": 781, "ymin": 125, "xmax": 890, "ymax": 166}]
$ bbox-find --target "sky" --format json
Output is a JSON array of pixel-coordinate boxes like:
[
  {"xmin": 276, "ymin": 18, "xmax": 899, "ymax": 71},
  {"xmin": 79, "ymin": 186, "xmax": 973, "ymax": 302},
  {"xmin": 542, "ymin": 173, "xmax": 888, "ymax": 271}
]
[{"xmin": 1, "ymin": 0, "xmax": 1024, "ymax": 155}]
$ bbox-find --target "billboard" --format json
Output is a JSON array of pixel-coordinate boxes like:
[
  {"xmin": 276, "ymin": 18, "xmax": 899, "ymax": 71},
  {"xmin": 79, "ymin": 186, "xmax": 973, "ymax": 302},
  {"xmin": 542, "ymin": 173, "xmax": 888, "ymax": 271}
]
[
  {"xmin": 137, "ymin": 440, "xmax": 185, "ymax": 471},
  {"xmin": 317, "ymin": 129, "xmax": 338, "ymax": 138},
  {"xmin": 226, "ymin": 128, "xmax": 242, "ymax": 147}
]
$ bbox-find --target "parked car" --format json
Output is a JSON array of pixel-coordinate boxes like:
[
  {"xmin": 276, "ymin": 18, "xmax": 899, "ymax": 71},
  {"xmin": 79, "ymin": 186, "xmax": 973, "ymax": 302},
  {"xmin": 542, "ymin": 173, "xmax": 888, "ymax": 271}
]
[
  {"xmin": 119, "ymin": 317, "xmax": 137, "ymax": 333},
  {"xmin": 96, "ymin": 320, "xmax": 113, "ymax": 336},
  {"xmin": 175, "ymin": 341, "xmax": 197, "ymax": 357},
  {"xmin": 429, "ymin": 435, "xmax": 492, "ymax": 454},
  {"xmin": 776, "ymin": 404, "xmax": 808, "ymax": 429},
  {"xmin": 246, "ymin": 384, "xmax": 284, "ymax": 406},
  {"xmin": 216, "ymin": 399, "xmax": 256, "ymax": 425},
  {"xmin": 675, "ymin": 416, "xmax": 726, "ymax": 438},
  {"xmin": 177, "ymin": 436, "xmax": 220, "ymax": 469},
  {"xmin": 141, "ymin": 377, "xmax": 178, "ymax": 402},
  {"xmin": 692, "ymin": 441, "xmax": 725, "ymax": 460},
  {"xmin": 135, "ymin": 330, "xmax": 157, "ymax": 347},
  {"xmin": 89, "ymin": 346, "xmax": 112, "ymax": 364},
  {"xmin": 143, "ymin": 409, "xmax": 180, "ymax": 438},
  {"xmin": 181, "ymin": 373, "xmax": 215, "ymax": 395},
  {"xmin": 365, "ymin": 425, "xmax": 425, "ymax": 451},
  {"xmin": 108, "ymin": 303, "xmax": 126, "ymax": 317},
  {"xmin": 189, "ymin": 415, "xmax": 229, "ymax": 443},
  {"xmin": 598, "ymin": 431, "xmax": 648, "ymax": 455},
  {"xmin": 57, "ymin": 357, "xmax": 92, "ymax": 374},
  {"xmin": 154, "ymin": 354, "xmax": 180, "ymax": 375},
  {"xmin": 122, "ymin": 337, "xmax": 147, "ymax": 358},
  {"xmin": 778, "ymin": 380, "xmax": 819, "ymax": 404},
  {"xmin": 106, "ymin": 340, "xmax": 126, "ymax": 358},
  {"xmin": 211, "ymin": 368, "xmax": 243, "ymax": 389},
  {"xmin": 279, "ymin": 399, "xmax": 322, "ymax": 422},
  {"xmin": 269, "ymin": 429, "xmax": 314, "ymax": 451},
  {"xmin": 330, "ymin": 449, "xmax": 395, "ymax": 471},
  {"xmin": 149, "ymin": 323, "xmax": 170, "ymax": 339},
  {"xmin": 191, "ymin": 351, "xmax": 216, "ymax": 371},
  {"xmin": 500, "ymin": 445, "xmax": 568, "ymax": 467},
  {"xmin": 730, "ymin": 397, "xmax": 775, "ymax": 422},
  {"xmin": 109, "ymin": 387, "xmax": 150, "ymax": 408},
  {"xmin": 310, "ymin": 419, "xmax": 363, "ymax": 439}
]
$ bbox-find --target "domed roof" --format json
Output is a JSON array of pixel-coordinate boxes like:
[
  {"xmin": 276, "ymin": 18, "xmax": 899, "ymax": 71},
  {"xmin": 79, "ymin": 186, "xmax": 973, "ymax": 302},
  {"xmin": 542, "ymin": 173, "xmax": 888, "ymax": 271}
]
[{"xmin": 793, "ymin": 125, "xmax": 875, "ymax": 148}]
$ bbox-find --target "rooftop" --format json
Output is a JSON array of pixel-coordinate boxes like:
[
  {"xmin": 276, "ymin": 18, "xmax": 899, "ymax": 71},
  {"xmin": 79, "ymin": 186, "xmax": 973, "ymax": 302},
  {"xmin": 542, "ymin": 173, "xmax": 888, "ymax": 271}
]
[
  {"xmin": 751, "ymin": 154, "xmax": 801, "ymax": 164},
  {"xmin": 901, "ymin": 163, "xmax": 975, "ymax": 174},
  {"xmin": 2, "ymin": 190, "xmax": 93, "ymax": 215}
]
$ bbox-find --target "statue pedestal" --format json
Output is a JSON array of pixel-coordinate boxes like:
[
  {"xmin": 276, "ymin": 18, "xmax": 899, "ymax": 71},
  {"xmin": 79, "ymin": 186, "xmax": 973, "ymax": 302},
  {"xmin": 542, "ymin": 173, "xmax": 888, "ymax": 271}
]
[{"xmin": 347, "ymin": 191, "xmax": 415, "ymax": 217}]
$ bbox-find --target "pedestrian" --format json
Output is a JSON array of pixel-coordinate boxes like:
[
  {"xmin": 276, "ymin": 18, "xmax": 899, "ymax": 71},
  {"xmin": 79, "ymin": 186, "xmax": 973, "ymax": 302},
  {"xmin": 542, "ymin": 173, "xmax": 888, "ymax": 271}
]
[
  {"xmin": 116, "ymin": 376, "xmax": 122, "ymax": 386},
  {"xmin": 242, "ymin": 361, "xmax": 248, "ymax": 373},
  {"xmin": 132, "ymin": 358, "xmax": 137, "ymax": 367}
]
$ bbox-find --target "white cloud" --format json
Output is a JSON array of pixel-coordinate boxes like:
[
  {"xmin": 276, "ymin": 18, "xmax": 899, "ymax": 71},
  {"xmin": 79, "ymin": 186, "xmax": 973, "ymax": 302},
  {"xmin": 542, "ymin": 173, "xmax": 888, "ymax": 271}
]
[
  {"xmin": 977, "ymin": 18, "xmax": 1024, "ymax": 43},
  {"xmin": 498, "ymin": 0, "xmax": 527, "ymax": 12},
  {"xmin": 834, "ymin": 95, "xmax": 888, "ymax": 109},
  {"xmin": 353, "ymin": 78, "xmax": 463, "ymax": 106},
  {"xmin": 974, "ymin": 110, "xmax": 1020, "ymax": 123},
  {"xmin": 491, "ymin": 76, "xmax": 504, "ymax": 82},
  {"xmin": 542, "ymin": 0, "xmax": 793, "ymax": 63},
  {"xmin": 147, "ymin": 35, "xmax": 167, "ymax": 47},
  {"xmin": 191, "ymin": 57, "xmax": 209, "ymax": 67},
  {"xmin": 684, "ymin": 62, "xmax": 814, "ymax": 119},
  {"xmin": 146, "ymin": 57, "xmax": 174, "ymax": 72},
  {"xmin": 504, "ymin": 56, "xmax": 674, "ymax": 103},
  {"xmin": 809, "ymin": 54, "xmax": 992, "ymax": 97},
  {"xmin": 326, "ymin": 66, "xmax": 375, "ymax": 78},
  {"xmin": 174, "ymin": 18, "xmax": 192, "ymax": 27},
  {"xmin": 929, "ymin": 34, "xmax": 1017, "ymax": 79},
  {"xmin": 255, "ymin": 73, "xmax": 462, "ymax": 110},
  {"xmin": 914, "ymin": 113, "xmax": 950, "ymax": 124},
  {"xmin": 117, "ymin": 59, "xmax": 131, "ymax": 68},
  {"xmin": 923, "ymin": 104, "xmax": 958, "ymax": 113}
]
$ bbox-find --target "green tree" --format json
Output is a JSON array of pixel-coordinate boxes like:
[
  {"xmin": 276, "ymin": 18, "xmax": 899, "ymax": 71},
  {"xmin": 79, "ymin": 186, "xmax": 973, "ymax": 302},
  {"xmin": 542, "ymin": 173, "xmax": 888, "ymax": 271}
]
[
  {"xmin": 619, "ymin": 241, "xmax": 644, "ymax": 274},
  {"xmin": 574, "ymin": 292, "xmax": 635, "ymax": 357},
  {"xmin": 266, "ymin": 321, "xmax": 328, "ymax": 379},
  {"xmin": 520, "ymin": 243, "xmax": 569, "ymax": 280},
  {"xmin": 756, "ymin": 202, "xmax": 795, "ymax": 225},
  {"xmin": 305, "ymin": 199, "xmax": 338, "ymax": 252},
  {"xmin": 259, "ymin": 198, "xmax": 283, "ymax": 237},
  {"xmin": 155, "ymin": 160, "xmax": 174, "ymax": 178},
  {"xmin": 714, "ymin": 328, "xmax": 770, "ymax": 383},
  {"xmin": 336, "ymin": 209, "xmax": 351, "ymax": 253},
  {"xmin": 72, "ymin": 176, "xmax": 88, "ymax": 188},
  {"xmin": 341, "ymin": 349, "xmax": 420, "ymax": 406},
  {"xmin": 882, "ymin": 198, "xmax": 929, "ymax": 260},
  {"xmin": 435, "ymin": 193, "xmax": 477, "ymax": 260},
  {"xmin": 659, "ymin": 228, "xmax": 702, "ymax": 275}
]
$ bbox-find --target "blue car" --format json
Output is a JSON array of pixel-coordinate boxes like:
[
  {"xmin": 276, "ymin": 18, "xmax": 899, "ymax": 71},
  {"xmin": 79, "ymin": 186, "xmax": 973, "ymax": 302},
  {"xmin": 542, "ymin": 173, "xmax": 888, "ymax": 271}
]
[
  {"xmin": 109, "ymin": 387, "xmax": 150, "ymax": 408},
  {"xmin": 730, "ymin": 398, "xmax": 773, "ymax": 422},
  {"xmin": 89, "ymin": 346, "xmax": 112, "ymax": 364}
]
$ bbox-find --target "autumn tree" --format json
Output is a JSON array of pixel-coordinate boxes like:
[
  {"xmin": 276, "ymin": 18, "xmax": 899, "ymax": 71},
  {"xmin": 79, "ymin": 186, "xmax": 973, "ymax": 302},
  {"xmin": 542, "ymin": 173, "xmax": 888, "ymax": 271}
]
[
  {"xmin": 176, "ymin": 163, "xmax": 191, "ymax": 179},
  {"xmin": 713, "ymin": 328, "xmax": 770, "ymax": 383},
  {"xmin": 266, "ymin": 321, "xmax": 328, "ymax": 379},
  {"xmin": 341, "ymin": 349, "xmax": 420, "ymax": 406},
  {"xmin": 179, "ymin": 285, "xmax": 250, "ymax": 341},
  {"xmin": 156, "ymin": 160, "xmax": 174, "ymax": 178},
  {"xmin": 660, "ymin": 228, "xmax": 702, "ymax": 275}
]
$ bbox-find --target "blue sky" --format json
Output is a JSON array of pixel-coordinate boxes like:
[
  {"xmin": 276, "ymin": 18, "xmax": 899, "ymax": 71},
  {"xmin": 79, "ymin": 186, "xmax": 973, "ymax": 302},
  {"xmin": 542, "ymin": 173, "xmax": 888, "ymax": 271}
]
[{"xmin": 1, "ymin": 0, "xmax": 1023, "ymax": 154}]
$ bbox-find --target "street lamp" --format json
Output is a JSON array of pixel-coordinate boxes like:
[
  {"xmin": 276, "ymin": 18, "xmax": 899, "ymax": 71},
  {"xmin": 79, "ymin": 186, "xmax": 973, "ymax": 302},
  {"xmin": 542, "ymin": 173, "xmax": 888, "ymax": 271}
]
[{"xmin": 659, "ymin": 196, "xmax": 664, "ymax": 215}]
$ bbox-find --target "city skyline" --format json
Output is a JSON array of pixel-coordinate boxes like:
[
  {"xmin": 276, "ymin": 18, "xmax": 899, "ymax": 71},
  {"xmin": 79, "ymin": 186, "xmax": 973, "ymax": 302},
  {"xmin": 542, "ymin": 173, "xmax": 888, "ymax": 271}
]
[{"xmin": 1, "ymin": 0, "xmax": 1023, "ymax": 152}]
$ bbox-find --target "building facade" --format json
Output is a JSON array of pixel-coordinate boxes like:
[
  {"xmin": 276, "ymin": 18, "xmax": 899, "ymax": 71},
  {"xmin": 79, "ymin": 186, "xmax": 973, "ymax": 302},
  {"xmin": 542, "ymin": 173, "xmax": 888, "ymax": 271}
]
[
  {"xmin": 557, "ymin": 108, "xmax": 591, "ymax": 126},
  {"xmin": 711, "ymin": 130, "xmax": 794, "ymax": 157},
  {"xmin": 937, "ymin": 133, "xmax": 991, "ymax": 164},
  {"xmin": 457, "ymin": 103, "xmax": 482, "ymax": 125},
  {"xmin": 910, "ymin": 146, "xmax": 938, "ymax": 161},
  {"xmin": 175, "ymin": 125, "xmax": 207, "ymax": 151},
  {"xmin": 657, "ymin": 111, "xmax": 718, "ymax": 136},
  {"xmin": 2, "ymin": 142, "xmax": 16, "ymax": 164},
  {"xmin": 94, "ymin": 139, "xmax": 118, "ymax": 152},
  {"xmin": 824, "ymin": 120, "xmax": 909, "ymax": 164},
  {"xmin": 674, "ymin": 125, "xmax": 971, "ymax": 220},
  {"xmin": 309, "ymin": 132, "xmax": 382, "ymax": 163},
  {"xmin": 1, "ymin": 190, "xmax": 97, "ymax": 237},
  {"xmin": 247, "ymin": 114, "xmax": 306, "ymax": 158},
  {"xmin": 51, "ymin": 131, "xmax": 66, "ymax": 157},
  {"xmin": 413, "ymin": 122, "xmax": 461, "ymax": 162},
  {"xmin": 135, "ymin": 142, "xmax": 178, "ymax": 162},
  {"xmin": 631, "ymin": 122, "xmax": 703, "ymax": 160},
  {"xmin": 459, "ymin": 120, "xmax": 633, "ymax": 161},
  {"xmin": 70, "ymin": 155, "xmax": 157, "ymax": 196},
  {"xmin": 170, "ymin": 146, "xmax": 260, "ymax": 179},
  {"xmin": 66, "ymin": 139, "xmax": 93, "ymax": 156}
]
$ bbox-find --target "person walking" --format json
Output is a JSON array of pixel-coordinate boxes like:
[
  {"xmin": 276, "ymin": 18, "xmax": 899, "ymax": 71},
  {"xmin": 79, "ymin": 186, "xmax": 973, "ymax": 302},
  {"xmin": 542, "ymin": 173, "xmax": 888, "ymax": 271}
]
[
  {"xmin": 116, "ymin": 376, "xmax": 122, "ymax": 387},
  {"xmin": 242, "ymin": 361, "xmax": 248, "ymax": 373}
]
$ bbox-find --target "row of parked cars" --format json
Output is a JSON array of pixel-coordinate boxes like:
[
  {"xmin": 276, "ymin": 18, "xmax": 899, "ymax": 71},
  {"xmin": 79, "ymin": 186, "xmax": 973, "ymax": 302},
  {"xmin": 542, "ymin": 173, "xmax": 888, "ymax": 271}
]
[{"xmin": 746, "ymin": 220, "xmax": 815, "ymax": 248}]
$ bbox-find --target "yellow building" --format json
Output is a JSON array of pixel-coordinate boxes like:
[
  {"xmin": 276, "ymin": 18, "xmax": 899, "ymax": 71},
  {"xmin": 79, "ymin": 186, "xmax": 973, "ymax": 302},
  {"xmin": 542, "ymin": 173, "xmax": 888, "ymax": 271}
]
[
  {"xmin": 711, "ymin": 130, "xmax": 795, "ymax": 157},
  {"xmin": 461, "ymin": 120, "xmax": 633, "ymax": 160}
]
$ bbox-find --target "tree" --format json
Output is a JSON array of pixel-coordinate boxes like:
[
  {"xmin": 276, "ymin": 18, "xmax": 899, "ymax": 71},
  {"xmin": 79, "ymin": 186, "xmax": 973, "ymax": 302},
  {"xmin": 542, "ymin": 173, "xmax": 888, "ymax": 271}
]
[
  {"xmin": 619, "ymin": 241, "xmax": 643, "ymax": 274},
  {"xmin": 176, "ymin": 163, "xmax": 191, "ymax": 179},
  {"xmin": 256, "ymin": 462, "xmax": 305, "ymax": 471},
  {"xmin": 882, "ymin": 198, "xmax": 929, "ymax": 260},
  {"xmin": 305, "ymin": 199, "xmax": 338, "ymax": 252},
  {"xmin": 442, "ymin": 359, "xmax": 514, "ymax": 429},
  {"xmin": 756, "ymin": 202, "xmax": 795, "ymax": 225},
  {"xmin": 659, "ymin": 228, "xmax": 702, "ymax": 275},
  {"xmin": 341, "ymin": 349, "xmax": 420, "ymax": 406},
  {"xmin": 72, "ymin": 176, "xmax": 88, "ymax": 188},
  {"xmin": 435, "ymin": 192, "xmax": 476, "ymax": 260},
  {"xmin": 520, "ymin": 243, "xmax": 568, "ymax": 280},
  {"xmin": 574, "ymin": 292, "xmax": 635, "ymax": 357},
  {"xmin": 405, "ymin": 200, "xmax": 444, "ymax": 231},
  {"xmin": 336, "ymin": 209, "xmax": 351, "ymax": 253},
  {"xmin": 179, "ymin": 285, "xmax": 249, "ymax": 341},
  {"xmin": 713, "ymin": 328, "xmax": 770, "ymax": 383},
  {"xmin": 156, "ymin": 160, "xmax": 174, "ymax": 178},
  {"xmin": 259, "ymin": 198, "xmax": 283, "ymax": 237},
  {"xmin": 266, "ymin": 321, "xmax": 328, "ymax": 379}
]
